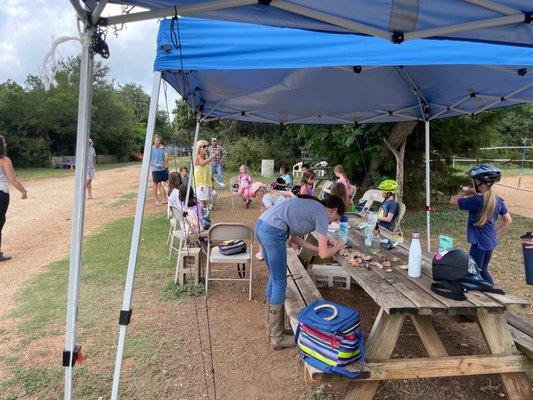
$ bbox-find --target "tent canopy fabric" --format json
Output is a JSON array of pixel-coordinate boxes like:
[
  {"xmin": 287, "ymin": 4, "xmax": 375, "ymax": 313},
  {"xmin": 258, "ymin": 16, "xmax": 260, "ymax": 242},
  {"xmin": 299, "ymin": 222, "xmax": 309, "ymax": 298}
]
[
  {"xmin": 109, "ymin": 0, "xmax": 533, "ymax": 47},
  {"xmin": 154, "ymin": 17, "xmax": 533, "ymax": 124}
]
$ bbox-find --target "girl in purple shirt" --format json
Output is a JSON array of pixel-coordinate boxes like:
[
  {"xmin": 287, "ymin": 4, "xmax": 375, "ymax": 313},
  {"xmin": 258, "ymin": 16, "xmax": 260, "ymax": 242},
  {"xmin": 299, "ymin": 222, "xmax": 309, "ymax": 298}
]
[{"xmin": 450, "ymin": 165, "xmax": 512, "ymax": 284}]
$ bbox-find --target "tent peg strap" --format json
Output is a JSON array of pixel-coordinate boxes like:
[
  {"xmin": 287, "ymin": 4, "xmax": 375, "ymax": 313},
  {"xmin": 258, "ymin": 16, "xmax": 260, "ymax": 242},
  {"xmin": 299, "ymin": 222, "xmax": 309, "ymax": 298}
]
[
  {"xmin": 62, "ymin": 344, "xmax": 83, "ymax": 367},
  {"xmin": 119, "ymin": 309, "xmax": 133, "ymax": 326},
  {"xmin": 524, "ymin": 12, "xmax": 533, "ymax": 24}
]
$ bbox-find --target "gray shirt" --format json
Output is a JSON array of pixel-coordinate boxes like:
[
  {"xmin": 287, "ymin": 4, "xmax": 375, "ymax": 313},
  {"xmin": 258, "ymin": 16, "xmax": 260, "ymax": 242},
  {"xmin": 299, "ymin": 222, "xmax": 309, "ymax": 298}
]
[
  {"xmin": 87, "ymin": 146, "xmax": 96, "ymax": 170},
  {"xmin": 259, "ymin": 197, "xmax": 329, "ymax": 236}
]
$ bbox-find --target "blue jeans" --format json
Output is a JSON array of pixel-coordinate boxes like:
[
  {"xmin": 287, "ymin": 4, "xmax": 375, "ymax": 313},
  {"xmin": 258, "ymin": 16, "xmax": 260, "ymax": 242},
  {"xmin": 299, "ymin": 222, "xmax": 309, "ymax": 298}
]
[
  {"xmin": 469, "ymin": 244, "xmax": 494, "ymax": 284},
  {"xmin": 255, "ymin": 219, "xmax": 287, "ymax": 306},
  {"xmin": 211, "ymin": 164, "xmax": 224, "ymax": 183}
]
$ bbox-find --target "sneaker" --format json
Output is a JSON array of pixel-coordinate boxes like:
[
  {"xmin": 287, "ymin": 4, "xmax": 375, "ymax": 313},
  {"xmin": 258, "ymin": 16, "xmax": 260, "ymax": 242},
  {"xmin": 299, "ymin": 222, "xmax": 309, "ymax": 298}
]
[
  {"xmin": 255, "ymin": 251, "xmax": 264, "ymax": 261},
  {"xmin": 0, "ymin": 253, "xmax": 12, "ymax": 262}
]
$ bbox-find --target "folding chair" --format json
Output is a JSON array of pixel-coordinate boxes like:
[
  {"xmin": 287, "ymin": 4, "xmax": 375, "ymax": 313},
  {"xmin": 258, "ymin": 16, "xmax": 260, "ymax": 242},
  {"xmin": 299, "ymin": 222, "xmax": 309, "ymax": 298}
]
[
  {"xmin": 355, "ymin": 189, "xmax": 385, "ymax": 216},
  {"xmin": 168, "ymin": 205, "xmax": 207, "ymax": 260},
  {"xmin": 205, "ymin": 223, "xmax": 254, "ymax": 300},
  {"xmin": 229, "ymin": 176, "xmax": 239, "ymax": 211},
  {"xmin": 391, "ymin": 201, "xmax": 407, "ymax": 237}
]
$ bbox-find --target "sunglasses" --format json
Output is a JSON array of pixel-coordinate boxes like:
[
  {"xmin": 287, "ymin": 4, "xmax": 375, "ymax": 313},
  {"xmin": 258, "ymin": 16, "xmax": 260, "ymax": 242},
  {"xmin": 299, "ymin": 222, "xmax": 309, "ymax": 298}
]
[{"xmin": 201, "ymin": 145, "xmax": 208, "ymax": 148}]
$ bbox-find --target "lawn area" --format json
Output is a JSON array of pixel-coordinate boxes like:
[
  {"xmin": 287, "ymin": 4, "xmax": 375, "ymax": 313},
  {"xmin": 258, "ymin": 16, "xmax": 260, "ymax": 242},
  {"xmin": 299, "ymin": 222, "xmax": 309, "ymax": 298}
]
[
  {"xmin": 0, "ymin": 213, "xmax": 199, "ymax": 399},
  {"xmin": 16, "ymin": 162, "xmax": 140, "ymax": 181}
]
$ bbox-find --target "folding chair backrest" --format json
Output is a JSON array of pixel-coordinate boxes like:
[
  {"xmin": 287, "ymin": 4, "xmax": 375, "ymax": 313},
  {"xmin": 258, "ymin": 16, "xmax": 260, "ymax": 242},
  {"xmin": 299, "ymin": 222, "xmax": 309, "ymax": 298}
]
[
  {"xmin": 230, "ymin": 176, "xmax": 239, "ymax": 192},
  {"xmin": 392, "ymin": 201, "xmax": 407, "ymax": 234},
  {"xmin": 208, "ymin": 223, "xmax": 253, "ymax": 242},
  {"xmin": 349, "ymin": 185, "xmax": 357, "ymax": 204},
  {"xmin": 169, "ymin": 204, "xmax": 185, "ymax": 229}
]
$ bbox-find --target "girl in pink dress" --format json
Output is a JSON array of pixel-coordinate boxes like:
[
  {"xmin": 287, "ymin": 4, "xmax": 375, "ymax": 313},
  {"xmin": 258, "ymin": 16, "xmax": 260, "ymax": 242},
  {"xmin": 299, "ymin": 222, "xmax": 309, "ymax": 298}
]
[
  {"xmin": 238, "ymin": 165, "xmax": 254, "ymax": 207},
  {"xmin": 333, "ymin": 164, "xmax": 353, "ymax": 198}
]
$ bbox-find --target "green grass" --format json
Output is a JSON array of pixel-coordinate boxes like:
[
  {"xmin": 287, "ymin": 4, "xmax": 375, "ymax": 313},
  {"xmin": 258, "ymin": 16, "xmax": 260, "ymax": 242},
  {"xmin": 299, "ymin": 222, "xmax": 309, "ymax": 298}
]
[
  {"xmin": 453, "ymin": 164, "xmax": 533, "ymax": 176},
  {"xmin": 16, "ymin": 162, "xmax": 139, "ymax": 181},
  {"xmin": 161, "ymin": 281, "xmax": 204, "ymax": 302},
  {"xmin": 103, "ymin": 192, "xmax": 137, "ymax": 209},
  {"xmin": 0, "ymin": 213, "xmax": 198, "ymax": 399}
]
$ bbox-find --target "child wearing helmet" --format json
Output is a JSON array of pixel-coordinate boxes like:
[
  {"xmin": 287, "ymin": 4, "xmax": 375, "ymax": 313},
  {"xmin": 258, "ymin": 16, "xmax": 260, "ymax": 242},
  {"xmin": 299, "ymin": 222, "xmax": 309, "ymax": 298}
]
[
  {"xmin": 449, "ymin": 164, "xmax": 512, "ymax": 284},
  {"xmin": 377, "ymin": 179, "xmax": 400, "ymax": 230}
]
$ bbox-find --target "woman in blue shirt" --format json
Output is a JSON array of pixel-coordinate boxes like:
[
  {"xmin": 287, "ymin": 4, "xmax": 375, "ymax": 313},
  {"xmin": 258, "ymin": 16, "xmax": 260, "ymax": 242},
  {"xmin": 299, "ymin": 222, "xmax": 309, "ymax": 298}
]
[
  {"xmin": 255, "ymin": 195, "xmax": 345, "ymax": 350},
  {"xmin": 450, "ymin": 164, "xmax": 512, "ymax": 284}
]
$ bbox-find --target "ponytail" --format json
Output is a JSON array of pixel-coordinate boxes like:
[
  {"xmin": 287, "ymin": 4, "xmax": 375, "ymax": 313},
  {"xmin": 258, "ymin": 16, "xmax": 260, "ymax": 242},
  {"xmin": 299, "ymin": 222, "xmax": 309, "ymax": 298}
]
[
  {"xmin": 297, "ymin": 194, "xmax": 346, "ymax": 216},
  {"xmin": 475, "ymin": 186, "xmax": 497, "ymax": 227}
]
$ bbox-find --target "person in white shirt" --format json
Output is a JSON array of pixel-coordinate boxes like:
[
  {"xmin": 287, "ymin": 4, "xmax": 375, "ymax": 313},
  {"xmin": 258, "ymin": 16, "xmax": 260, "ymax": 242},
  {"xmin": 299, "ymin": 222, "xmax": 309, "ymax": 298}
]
[{"xmin": 86, "ymin": 138, "xmax": 96, "ymax": 200}]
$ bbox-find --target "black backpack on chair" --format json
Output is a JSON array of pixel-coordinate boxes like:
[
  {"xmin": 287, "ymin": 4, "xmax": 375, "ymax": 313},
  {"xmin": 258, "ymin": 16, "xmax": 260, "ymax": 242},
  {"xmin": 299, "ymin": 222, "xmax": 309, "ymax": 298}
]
[{"xmin": 431, "ymin": 248, "xmax": 505, "ymax": 301}]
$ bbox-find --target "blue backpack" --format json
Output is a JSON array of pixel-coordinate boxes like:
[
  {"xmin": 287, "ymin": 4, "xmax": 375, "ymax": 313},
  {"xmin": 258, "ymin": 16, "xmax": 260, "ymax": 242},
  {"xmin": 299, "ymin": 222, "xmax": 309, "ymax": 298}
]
[{"xmin": 295, "ymin": 299, "xmax": 365, "ymax": 378}]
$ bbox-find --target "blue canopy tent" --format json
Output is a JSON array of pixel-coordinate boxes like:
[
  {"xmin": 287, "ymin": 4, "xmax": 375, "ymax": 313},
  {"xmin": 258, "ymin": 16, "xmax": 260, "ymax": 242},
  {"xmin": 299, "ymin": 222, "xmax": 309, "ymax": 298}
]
[
  {"xmin": 91, "ymin": 1, "xmax": 533, "ymax": 47},
  {"xmin": 64, "ymin": 2, "xmax": 533, "ymax": 400},
  {"xmin": 110, "ymin": 16, "xmax": 533, "ymax": 398}
]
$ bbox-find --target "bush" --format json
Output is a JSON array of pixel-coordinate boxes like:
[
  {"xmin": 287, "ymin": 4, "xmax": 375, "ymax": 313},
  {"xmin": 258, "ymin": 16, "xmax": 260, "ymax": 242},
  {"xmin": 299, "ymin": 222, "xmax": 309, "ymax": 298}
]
[
  {"xmin": 6, "ymin": 136, "xmax": 51, "ymax": 167},
  {"xmin": 224, "ymin": 136, "xmax": 297, "ymax": 173}
]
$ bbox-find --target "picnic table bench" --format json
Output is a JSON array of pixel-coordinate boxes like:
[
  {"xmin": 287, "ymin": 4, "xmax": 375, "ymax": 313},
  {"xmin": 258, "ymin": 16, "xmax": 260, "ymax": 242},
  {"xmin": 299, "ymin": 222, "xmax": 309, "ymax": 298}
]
[{"xmin": 284, "ymin": 219, "xmax": 532, "ymax": 400}]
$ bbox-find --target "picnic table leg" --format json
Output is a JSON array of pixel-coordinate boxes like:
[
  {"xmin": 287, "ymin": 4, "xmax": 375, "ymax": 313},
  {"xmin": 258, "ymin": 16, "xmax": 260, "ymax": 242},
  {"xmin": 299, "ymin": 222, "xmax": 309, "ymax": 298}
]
[
  {"xmin": 477, "ymin": 309, "xmax": 532, "ymax": 400},
  {"xmin": 410, "ymin": 315, "xmax": 448, "ymax": 357},
  {"xmin": 344, "ymin": 309, "xmax": 405, "ymax": 400}
]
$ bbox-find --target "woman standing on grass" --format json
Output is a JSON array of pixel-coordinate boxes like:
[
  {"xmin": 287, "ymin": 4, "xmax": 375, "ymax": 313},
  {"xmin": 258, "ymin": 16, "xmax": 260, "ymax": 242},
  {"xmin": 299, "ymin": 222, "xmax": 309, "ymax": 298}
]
[
  {"xmin": 450, "ymin": 164, "xmax": 512, "ymax": 284},
  {"xmin": 193, "ymin": 139, "xmax": 215, "ymax": 210},
  {"xmin": 0, "ymin": 135, "xmax": 28, "ymax": 262},
  {"xmin": 255, "ymin": 195, "xmax": 345, "ymax": 350}
]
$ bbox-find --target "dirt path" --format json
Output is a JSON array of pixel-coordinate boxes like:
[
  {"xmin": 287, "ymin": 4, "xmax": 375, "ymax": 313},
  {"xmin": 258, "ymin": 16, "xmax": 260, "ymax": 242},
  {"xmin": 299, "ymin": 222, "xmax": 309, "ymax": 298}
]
[
  {"xmin": 0, "ymin": 163, "xmax": 158, "ymax": 319},
  {"xmin": 494, "ymin": 174, "xmax": 533, "ymax": 218}
]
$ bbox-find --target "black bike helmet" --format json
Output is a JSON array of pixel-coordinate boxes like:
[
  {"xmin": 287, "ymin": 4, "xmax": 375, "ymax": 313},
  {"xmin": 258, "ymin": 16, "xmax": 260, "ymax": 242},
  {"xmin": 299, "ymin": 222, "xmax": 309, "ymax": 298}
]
[{"xmin": 467, "ymin": 164, "xmax": 502, "ymax": 187}]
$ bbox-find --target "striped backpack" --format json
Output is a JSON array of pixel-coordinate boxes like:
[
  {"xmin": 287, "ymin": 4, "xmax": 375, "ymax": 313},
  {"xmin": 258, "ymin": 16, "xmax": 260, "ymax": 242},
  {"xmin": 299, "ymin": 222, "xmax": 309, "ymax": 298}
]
[{"xmin": 295, "ymin": 299, "xmax": 365, "ymax": 378}]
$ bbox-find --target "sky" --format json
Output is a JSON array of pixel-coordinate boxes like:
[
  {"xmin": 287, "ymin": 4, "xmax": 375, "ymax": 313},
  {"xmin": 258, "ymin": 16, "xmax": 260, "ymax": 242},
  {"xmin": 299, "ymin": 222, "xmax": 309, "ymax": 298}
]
[{"xmin": 0, "ymin": 0, "xmax": 179, "ymax": 114}]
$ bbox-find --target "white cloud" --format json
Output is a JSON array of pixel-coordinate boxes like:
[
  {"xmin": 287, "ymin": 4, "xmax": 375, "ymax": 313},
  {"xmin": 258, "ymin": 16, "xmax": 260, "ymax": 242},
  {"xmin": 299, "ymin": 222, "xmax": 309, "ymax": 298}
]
[{"xmin": 0, "ymin": 1, "xmax": 179, "ymax": 115}]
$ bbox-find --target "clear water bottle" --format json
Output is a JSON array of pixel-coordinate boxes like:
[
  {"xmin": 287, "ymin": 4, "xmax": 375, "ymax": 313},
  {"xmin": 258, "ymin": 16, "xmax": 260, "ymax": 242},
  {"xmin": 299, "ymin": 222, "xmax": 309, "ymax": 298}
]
[
  {"xmin": 365, "ymin": 212, "xmax": 375, "ymax": 247},
  {"xmin": 408, "ymin": 233, "xmax": 422, "ymax": 278},
  {"xmin": 339, "ymin": 215, "xmax": 349, "ymax": 244},
  {"xmin": 371, "ymin": 223, "xmax": 381, "ymax": 254}
]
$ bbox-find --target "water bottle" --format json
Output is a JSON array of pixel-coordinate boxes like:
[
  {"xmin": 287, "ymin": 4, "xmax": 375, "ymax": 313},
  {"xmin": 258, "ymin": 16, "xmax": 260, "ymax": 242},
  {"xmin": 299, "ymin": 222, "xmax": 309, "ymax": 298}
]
[
  {"xmin": 371, "ymin": 223, "xmax": 381, "ymax": 254},
  {"xmin": 364, "ymin": 212, "xmax": 375, "ymax": 247},
  {"xmin": 339, "ymin": 215, "xmax": 349, "ymax": 244},
  {"xmin": 408, "ymin": 233, "xmax": 422, "ymax": 278}
]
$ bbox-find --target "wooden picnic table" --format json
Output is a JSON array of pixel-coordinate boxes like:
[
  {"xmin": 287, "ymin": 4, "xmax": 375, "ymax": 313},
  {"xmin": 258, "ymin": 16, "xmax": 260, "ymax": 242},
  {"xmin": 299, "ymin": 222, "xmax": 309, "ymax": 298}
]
[{"xmin": 307, "ymin": 218, "xmax": 532, "ymax": 400}]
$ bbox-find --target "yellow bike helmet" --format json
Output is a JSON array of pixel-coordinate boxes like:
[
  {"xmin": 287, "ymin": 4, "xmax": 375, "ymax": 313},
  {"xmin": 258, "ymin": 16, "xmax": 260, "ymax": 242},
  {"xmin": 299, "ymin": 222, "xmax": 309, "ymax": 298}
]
[{"xmin": 377, "ymin": 179, "xmax": 398, "ymax": 194}]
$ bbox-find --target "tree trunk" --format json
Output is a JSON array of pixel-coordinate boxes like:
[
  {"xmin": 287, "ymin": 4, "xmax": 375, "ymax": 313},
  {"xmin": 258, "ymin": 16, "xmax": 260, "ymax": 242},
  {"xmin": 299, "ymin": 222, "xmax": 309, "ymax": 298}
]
[
  {"xmin": 361, "ymin": 121, "xmax": 417, "ymax": 197},
  {"xmin": 384, "ymin": 138, "xmax": 406, "ymax": 202}
]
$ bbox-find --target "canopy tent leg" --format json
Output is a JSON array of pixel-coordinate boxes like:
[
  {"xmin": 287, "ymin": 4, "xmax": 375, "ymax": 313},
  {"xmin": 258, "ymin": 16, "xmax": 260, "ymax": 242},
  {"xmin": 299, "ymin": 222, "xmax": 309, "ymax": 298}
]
[
  {"xmin": 424, "ymin": 120, "xmax": 431, "ymax": 253},
  {"xmin": 175, "ymin": 117, "xmax": 201, "ymax": 283},
  {"xmin": 110, "ymin": 71, "xmax": 162, "ymax": 400},
  {"xmin": 63, "ymin": 28, "xmax": 94, "ymax": 400}
]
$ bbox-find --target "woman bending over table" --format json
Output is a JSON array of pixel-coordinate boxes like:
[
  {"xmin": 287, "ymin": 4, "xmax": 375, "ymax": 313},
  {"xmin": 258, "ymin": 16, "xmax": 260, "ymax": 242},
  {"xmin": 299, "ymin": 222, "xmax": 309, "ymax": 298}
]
[{"xmin": 255, "ymin": 195, "xmax": 345, "ymax": 350}]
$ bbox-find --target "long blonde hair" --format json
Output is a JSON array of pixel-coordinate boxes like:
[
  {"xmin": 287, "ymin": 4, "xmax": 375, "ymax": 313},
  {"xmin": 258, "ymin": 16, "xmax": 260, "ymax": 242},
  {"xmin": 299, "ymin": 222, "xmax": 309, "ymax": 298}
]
[{"xmin": 475, "ymin": 184, "xmax": 497, "ymax": 227}]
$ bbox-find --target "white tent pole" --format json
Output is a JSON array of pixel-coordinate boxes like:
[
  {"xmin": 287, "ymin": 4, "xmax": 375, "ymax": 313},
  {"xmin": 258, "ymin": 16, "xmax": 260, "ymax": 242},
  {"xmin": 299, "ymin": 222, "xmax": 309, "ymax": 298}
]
[
  {"xmin": 110, "ymin": 71, "xmax": 162, "ymax": 400},
  {"xmin": 175, "ymin": 117, "xmax": 201, "ymax": 283},
  {"xmin": 424, "ymin": 119, "xmax": 431, "ymax": 253},
  {"xmin": 184, "ymin": 116, "xmax": 201, "ymax": 210},
  {"xmin": 104, "ymin": 0, "xmax": 257, "ymax": 26},
  {"xmin": 63, "ymin": 24, "xmax": 94, "ymax": 400}
]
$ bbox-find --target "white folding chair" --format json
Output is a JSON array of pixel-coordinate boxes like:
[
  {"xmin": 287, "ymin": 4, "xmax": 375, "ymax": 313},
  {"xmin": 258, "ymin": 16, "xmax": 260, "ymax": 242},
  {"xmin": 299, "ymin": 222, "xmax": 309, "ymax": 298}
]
[
  {"xmin": 168, "ymin": 205, "xmax": 207, "ymax": 260},
  {"xmin": 205, "ymin": 223, "xmax": 254, "ymax": 300},
  {"xmin": 356, "ymin": 189, "xmax": 385, "ymax": 216},
  {"xmin": 229, "ymin": 176, "xmax": 239, "ymax": 212}
]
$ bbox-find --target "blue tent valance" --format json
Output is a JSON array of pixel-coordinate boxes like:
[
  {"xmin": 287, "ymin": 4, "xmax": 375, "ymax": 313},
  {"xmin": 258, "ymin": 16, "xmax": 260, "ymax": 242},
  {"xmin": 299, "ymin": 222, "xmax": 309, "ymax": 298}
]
[{"xmin": 154, "ymin": 17, "xmax": 533, "ymax": 124}]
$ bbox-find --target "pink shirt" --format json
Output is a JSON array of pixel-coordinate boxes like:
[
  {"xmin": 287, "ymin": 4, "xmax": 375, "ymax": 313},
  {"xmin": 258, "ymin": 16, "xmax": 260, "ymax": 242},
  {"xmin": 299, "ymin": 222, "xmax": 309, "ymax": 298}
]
[
  {"xmin": 336, "ymin": 176, "xmax": 353, "ymax": 196},
  {"xmin": 238, "ymin": 173, "xmax": 253, "ymax": 189}
]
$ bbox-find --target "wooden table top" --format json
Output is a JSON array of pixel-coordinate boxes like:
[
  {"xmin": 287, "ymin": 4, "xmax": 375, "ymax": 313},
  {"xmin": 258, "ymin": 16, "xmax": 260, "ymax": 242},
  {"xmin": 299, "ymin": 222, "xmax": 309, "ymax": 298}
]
[{"xmin": 317, "ymin": 219, "xmax": 530, "ymax": 316}]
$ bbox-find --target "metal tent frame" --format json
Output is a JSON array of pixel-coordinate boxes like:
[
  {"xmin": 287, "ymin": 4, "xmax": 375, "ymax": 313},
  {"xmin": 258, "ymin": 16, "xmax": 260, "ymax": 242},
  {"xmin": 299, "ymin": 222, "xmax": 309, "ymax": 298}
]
[{"xmin": 64, "ymin": 2, "xmax": 532, "ymax": 399}]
